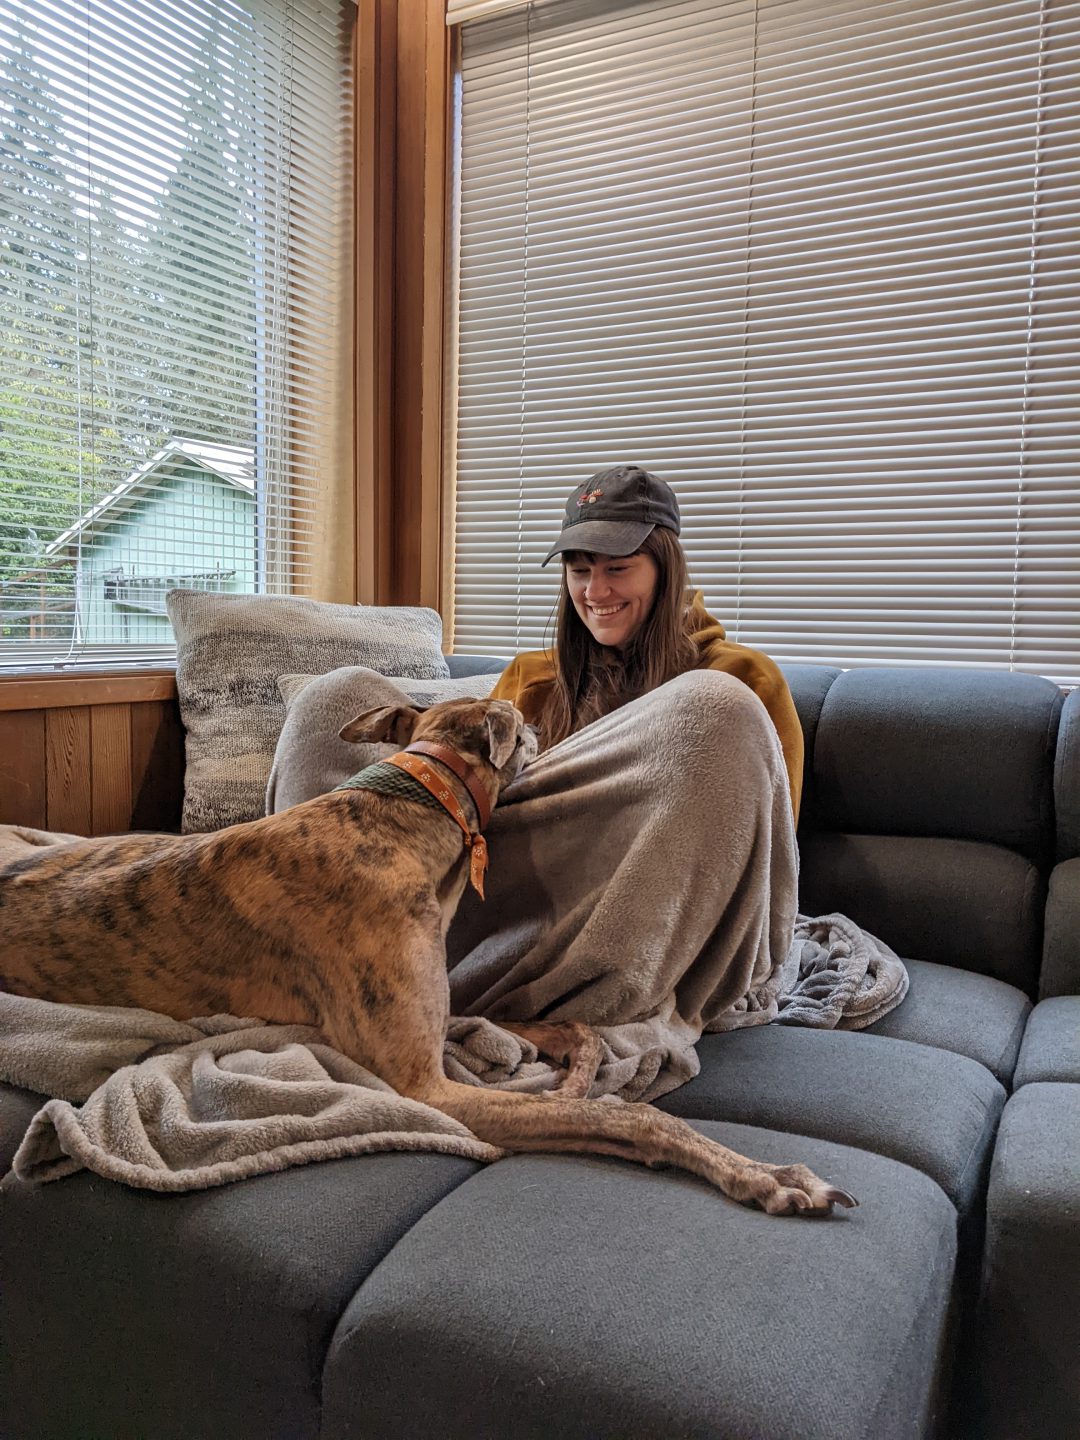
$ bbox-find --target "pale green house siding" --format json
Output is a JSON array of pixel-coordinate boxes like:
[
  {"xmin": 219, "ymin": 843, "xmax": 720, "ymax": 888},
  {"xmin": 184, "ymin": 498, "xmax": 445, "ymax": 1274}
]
[{"xmin": 76, "ymin": 466, "xmax": 255, "ymax": 644}]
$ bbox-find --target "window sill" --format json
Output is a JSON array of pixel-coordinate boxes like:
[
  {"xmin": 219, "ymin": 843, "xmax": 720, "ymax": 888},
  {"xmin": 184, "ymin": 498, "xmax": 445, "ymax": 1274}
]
[{"xmin": 0, "ymin": 670, "xmax": 178, "ymax": 711}]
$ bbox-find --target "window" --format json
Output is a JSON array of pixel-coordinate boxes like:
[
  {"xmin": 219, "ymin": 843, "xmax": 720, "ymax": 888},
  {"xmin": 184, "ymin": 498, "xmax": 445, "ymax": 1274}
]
[
  {"xmin": 0, "ymin": 0, "xmax": 355, "ymax": 670},
  {"xmin": 447, "ymin": 0, "xmax": 1080, "ymax": 683}
]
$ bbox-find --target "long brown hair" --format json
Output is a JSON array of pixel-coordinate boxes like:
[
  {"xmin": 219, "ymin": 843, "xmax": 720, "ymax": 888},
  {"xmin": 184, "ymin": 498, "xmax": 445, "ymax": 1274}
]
[{"xmin": 536, "ymin": 526, "xmax": 698, "ymax": 751}]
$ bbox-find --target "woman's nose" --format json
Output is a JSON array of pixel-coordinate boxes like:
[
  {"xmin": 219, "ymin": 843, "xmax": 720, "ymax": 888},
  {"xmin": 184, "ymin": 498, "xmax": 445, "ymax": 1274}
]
[{"xmin": 584, "ymin": 573, "xmax": 610, "ymax": 600}]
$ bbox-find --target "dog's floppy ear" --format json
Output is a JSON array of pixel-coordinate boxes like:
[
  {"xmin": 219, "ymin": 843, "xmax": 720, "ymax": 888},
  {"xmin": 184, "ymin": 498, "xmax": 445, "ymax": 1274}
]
[
  {"xmin": 339, "ymin": 705, "xmax": 422, "ymax": 747},
  {"xmin": 484, "ymin": 702, "xmax": 520, "ymax": 770}
]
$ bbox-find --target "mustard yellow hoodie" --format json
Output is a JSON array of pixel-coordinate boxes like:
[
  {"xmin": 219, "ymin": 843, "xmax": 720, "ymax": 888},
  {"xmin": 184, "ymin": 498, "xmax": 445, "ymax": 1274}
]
[{"xmin": 489, "ymin": 593, "xmax": 804, "ymax": 824}]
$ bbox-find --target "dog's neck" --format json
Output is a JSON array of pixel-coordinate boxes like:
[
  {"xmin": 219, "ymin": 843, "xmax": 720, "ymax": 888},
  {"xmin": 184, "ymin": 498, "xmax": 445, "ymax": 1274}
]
[
  {"xmin": 379, "ymin": 743, "xmax": 494, "ymax": 899},
  {"xmin": 335, "ymin": 740, "xmax": 496, "ymax": 839},
  {"xmin": 403, "ymin": 741, "xmax": 493, "ymax": 830}
]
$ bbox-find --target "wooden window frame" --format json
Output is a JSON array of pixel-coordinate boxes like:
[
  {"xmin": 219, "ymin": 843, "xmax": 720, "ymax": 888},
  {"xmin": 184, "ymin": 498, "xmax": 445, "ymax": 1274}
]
[
  {"xmin": 358, "ymin": 0, "xmax": 452, "ymax": 615},
  {"xmin": 0, "ymin": 672, "xmax": 177, "ymax": 712}
]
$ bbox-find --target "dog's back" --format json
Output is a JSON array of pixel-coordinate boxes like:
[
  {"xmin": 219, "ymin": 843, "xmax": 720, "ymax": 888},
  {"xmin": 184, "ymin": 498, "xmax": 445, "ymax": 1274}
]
[{"xmin": 0, "ymin": 791, "xmax": 448, "ymax": 1024}]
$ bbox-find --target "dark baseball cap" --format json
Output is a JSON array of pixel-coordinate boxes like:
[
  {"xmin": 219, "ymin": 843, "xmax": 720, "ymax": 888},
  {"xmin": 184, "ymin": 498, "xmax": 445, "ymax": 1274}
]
[{"xmin": 541, "ymin": 464, "xmax": 681, "ymax": 567}]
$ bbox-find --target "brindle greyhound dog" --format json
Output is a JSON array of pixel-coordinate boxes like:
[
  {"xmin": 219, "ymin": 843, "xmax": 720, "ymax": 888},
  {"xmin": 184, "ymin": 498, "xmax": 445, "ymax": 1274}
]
[{"xmin": 0, "ymin": 696, "xmax": 855, "ymax": 1217}]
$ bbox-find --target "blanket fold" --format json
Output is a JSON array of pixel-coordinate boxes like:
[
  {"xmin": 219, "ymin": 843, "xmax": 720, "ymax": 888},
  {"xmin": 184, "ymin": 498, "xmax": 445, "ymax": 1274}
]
[{"xmin": 3, "ymin": 996, "xmax": 502, "ymax": 1192}]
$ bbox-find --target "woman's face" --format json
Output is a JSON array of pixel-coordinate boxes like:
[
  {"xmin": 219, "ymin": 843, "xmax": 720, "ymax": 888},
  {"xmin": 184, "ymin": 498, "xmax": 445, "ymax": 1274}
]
[{"xmin": 564, "ymin": 550, "xmax": 660, "ymax": 650}]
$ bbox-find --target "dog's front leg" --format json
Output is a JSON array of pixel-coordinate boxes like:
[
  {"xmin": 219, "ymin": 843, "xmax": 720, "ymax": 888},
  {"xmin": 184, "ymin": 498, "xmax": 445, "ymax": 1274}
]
[
  {"xmin": 316, "ymin": 919, "xmax": 455, "ymax": 1101},
  {"xmin": 417, "ymin": 1080, "xmax": 857, "ymax": 1217}
]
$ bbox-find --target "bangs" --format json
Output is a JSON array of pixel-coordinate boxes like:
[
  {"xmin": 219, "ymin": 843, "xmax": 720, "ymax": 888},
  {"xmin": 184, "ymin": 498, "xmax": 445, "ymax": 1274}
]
[{"xmin": 561, "ymin": 549, "xmax": 644, "ymax": 566}]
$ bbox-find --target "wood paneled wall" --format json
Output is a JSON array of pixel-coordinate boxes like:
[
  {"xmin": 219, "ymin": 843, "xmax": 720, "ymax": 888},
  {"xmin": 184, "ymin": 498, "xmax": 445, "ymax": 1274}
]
[{"xmin": 0, "ymin": 674, "xmax": 184, "ymax": 837}]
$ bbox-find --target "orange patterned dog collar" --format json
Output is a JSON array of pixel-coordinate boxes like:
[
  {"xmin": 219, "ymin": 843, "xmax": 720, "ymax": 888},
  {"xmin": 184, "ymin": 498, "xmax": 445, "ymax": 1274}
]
[{"xmin": 383, "ymin": 751, "xmax": 489, "ymax": 899}]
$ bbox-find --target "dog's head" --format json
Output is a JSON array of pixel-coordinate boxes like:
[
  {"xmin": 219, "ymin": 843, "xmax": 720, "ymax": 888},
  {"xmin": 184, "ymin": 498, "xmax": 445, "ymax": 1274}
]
[{"xmin": 338, "ymin": 697, "xmax": 537, "ymax": 795}]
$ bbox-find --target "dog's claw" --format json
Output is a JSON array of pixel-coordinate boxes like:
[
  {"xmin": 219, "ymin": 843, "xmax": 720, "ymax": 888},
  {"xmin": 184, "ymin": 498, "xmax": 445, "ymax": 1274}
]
[
  {"xmin": 760, "ymin": 1164, "xmax": 858, "ymax": 1216},
  {"xmin": 825, "ymin": 1187, "xmax": 858, "ymax": 1209}
]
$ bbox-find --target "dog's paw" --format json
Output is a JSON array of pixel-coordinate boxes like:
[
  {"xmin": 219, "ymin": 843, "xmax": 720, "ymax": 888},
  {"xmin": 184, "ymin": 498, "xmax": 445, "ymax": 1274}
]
[{"xmin": 757, "ymin": 1163, "xmax": 858, "ymax": 1217}]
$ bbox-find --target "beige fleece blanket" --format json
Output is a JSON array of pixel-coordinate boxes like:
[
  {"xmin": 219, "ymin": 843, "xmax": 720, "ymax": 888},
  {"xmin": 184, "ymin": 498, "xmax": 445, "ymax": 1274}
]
[
  {"xmin": 440, "ymin": 669, "xmax": 908, "ymax": 1101},
  {"xmin": 1, "ymin": 994, "xmax": 505, "ymax": 1191},
  {"xmin": 2, "ymin": 667, "xmax": 908, "ymax": 1192}
]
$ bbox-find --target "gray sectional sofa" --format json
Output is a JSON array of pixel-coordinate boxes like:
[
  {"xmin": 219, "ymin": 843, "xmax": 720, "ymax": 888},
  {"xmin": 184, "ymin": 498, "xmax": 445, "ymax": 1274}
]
[{"xmin": 2, "ymin": 659, "xmax": 1078, "ymax": 1440}]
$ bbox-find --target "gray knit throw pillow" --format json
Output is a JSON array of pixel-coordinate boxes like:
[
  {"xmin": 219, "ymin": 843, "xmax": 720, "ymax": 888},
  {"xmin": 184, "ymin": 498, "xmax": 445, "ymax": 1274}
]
[{"xmin": 167, "ymin": 590, "xmax": 450, "ymax": 833}]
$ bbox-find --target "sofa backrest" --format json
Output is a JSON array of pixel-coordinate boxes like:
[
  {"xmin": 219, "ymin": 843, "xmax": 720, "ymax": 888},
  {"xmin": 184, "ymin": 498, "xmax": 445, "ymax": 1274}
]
[
  {"xmin": 458, "ymin": 651, "xmax": 1068, "ymax": 995},
  {"xmin": 446, "ymin": 654, "xmax": 509, "ymax": 679},
  {"xmin": 1054, "ymin": 688, "xmax": 1080, "ymax": 865},
  {"xmin": 783, "ymin": 665, "xmax": 1063, "ymax": 995}
]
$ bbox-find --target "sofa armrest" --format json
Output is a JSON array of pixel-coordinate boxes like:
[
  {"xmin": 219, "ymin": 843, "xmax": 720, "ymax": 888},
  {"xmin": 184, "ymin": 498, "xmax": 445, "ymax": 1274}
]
[{"xmin": 973, "ymin": 1084, "xmax": 1080, "ymax": 1440}]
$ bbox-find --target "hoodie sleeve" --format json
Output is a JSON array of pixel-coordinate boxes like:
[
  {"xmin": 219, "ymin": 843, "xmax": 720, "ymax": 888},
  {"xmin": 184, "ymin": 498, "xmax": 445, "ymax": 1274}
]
[
  {"xmin": 700, "ymin": 642, "xmax": 804, "ymax": 826},
  {"xmin": 489, "ymin": 655, "xmax": 525, "ymax": 704},
  {"xmin": 488, "ymin": 652, "xmax": 558, "ymax": 730}
]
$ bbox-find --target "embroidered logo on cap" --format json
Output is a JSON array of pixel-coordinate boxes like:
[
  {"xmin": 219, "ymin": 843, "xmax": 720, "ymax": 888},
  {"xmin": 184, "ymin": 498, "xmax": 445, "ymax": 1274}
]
[{"xmin": 576, "ymin": 490, "xmax": 603, "ymax": 507}]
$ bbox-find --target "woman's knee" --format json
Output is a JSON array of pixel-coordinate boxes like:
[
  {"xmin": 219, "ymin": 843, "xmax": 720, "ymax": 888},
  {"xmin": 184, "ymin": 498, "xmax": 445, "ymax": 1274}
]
[
  {"xmin": 664, "ymin": 668, "xmax": 744, "ymax": 702},
  {"xmin": 649, "ymin": 669, "xmax": 782, "ymax": 765},
  {"xmin": 663, "ymin": 668, "xmax": 770, "ymax": 723}
]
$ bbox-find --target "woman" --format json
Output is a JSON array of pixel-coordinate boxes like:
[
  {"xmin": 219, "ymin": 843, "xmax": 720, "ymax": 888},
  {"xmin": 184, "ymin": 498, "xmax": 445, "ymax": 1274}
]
[
  {"xmin": 443, "ymin": 465, "xmax": 804, "ymax": 1102},
  {"xmin": 487, "ymin": 464, "xmax": 803, "ymax": 821}
]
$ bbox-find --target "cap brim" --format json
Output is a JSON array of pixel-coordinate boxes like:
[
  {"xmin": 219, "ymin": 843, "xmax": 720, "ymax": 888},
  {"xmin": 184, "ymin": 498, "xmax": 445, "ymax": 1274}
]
[{"xmin": 541, "ymin": 519, "xmax": 655, "ymax": 567}]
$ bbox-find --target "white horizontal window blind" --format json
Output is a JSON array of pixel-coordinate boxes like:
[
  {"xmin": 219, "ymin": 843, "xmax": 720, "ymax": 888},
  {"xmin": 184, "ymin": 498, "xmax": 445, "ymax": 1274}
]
[
  {"xmin": 449, "ymin": 0, "xmax": 1080, "ymax": 681},
  {"xmin": 0, "ymin": 0, "xmax": 354, "ymax": 671}
]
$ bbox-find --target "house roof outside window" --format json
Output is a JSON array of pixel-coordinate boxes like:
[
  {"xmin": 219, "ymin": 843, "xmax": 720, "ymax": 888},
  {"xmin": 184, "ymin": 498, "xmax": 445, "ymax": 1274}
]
[{"xmin": 44, "ymin": 439, "xmax": 255, "ymax": 556}]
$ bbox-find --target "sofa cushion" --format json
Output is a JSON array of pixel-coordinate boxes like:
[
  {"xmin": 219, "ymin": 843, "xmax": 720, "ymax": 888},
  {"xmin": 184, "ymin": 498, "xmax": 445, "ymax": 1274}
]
[
  {"xmin": 799, "ymin": 832, "xmax": 1045, "ymax": 992},
  {"xmin": 812, "ymin": 667, "xmax": 1060, "ymax": 861},
  {"xmin": 655, "ymin": 1027, "xmax": 1004, "ymax": 1218},
  {"xmin": 971, "ymin": 1084, "xmax": 1080, "ymax": 1440},
  {"xmin": 166, "ymin": 589, "xmax": 450, "ymax": 833},
  {"xmin": 1041, "ymin": 857, "xmax": 1080, "ymax": 998},
  {"xmin": 1013, "ymin": 997, "xmax": 1080, "ymax": 1087},
  {"xmin": 322, "ymin": 1124, "xmax": 957, "ymax": 1440},
  {"xmin": 778, "ymin": 663, "xmax": 842, "ymax": 826},
  {"xmin": 864, "ymin": 958, "xmax": 1030, "ymax": 1085},
  {"xmin": 0, "ymin": 1151, "xmax": 480, "ymax": 1440}
]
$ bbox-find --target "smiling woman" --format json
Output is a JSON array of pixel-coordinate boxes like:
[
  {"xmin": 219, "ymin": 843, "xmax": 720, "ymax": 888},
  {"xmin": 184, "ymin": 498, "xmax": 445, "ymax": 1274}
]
[
  {"xmin": 438, "ymin": 464, "xmax": 820, "ymax": 1103},
  {"xmin": 489, "ymin": 465, "xmax": 803, "ymax": 818}
]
